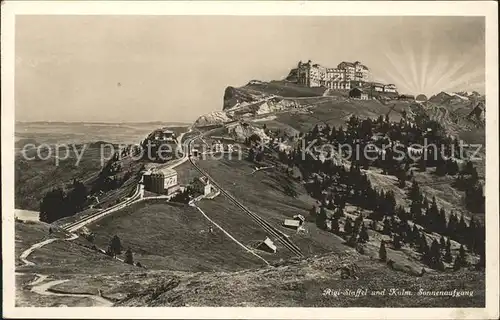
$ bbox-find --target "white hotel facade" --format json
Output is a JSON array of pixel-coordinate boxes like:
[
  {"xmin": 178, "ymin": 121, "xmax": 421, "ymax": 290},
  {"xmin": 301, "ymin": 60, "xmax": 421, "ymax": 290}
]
[{"xmin": 296, "ymin": 60, "xmax": 397, "ymax": 94}]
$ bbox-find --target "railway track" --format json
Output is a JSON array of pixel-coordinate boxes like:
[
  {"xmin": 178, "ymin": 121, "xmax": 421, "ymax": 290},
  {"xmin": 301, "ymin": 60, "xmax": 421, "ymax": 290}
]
[
  {"xmin": 188, "ymin": 151, "xmax": 304, "ymax": 258},
  {"xmin": 61, "ymin": 184, "xmax": 142, "ymax": 232}
]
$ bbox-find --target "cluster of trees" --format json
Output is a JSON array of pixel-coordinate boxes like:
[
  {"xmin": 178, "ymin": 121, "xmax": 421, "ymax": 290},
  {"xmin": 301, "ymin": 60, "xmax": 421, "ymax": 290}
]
[
  {"xmin": 343, "ymin": 215, "xmax": 370, "ymax": 249},
  {"xmin": 312, "ymin": 204, "xmax": 369, "ymax": 252},
  {"xmin": 171, "ymin": 186, "xmax": 194, "ymax": 204},
  {"xmin": 39, "ymin": 179, "xmax": 88, "ymax": 223},
  {"xmin": 105, "ymin": 235, "xmax": 140, "ymax": 267},
  {"xmin": 247, "ymin": 146, "xmax": 265, "ymax": 163},
  {"xmin": 453, "ymin": 162, "xmax": 484, "ymax": 213},
  {"xmin": 245, "ymin": 133, "xmax": 269, "ymax": 163},
  {"xmin": 301, "ymin": 160, "xmax": 399, "ymax": 222},
  {"xmin": 275, "ymin": 115, "xmax": 485, "ymax": 271},
  {"xmin": 138, "ymin": 138, "xmax": 177, "ymax": 163},
  {"xmin": 291, "ymin": 113, "xmax": 476, "ymax": 183},
  {"xmin": 406, "ymin": 180, "xmax": 484, "ymax": 259},
  {"xmin": 372, "ymin": 216, "xmax": 474, "ymax": 271},
  {"xmin": 91, "ymin": 153, "xmax": 133, "ymax": 194},
  {"xmin": 434, "ymin": 157, "xmax": 460, "ymax": 176},
  {"xmin": 40, "ymin": 151, "xmax": 141, "ymax": 223},
  {"xmin": 106, "ymin": 235, "xmax": 123, "ymax": 257},
  {"xmin": 464, "ymin": 183, "xmax": 485, "ymax": 214}
]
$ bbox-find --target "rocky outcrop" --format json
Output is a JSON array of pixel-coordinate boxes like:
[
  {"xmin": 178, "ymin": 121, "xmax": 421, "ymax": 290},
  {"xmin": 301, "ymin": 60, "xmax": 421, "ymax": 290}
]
[
  {"xmin": 429, "ymin": 91, "xmax": 484, "ymax": 105},
  {"xmin": 226, "ymin": 97, "xmax": 301, "ymax": 118},
  {"xmin": 467, "ymin": 102, "xmax": 485, "ymax": 122},
  {"xmin": 285, "ymin": 68, "xmax": 299, "ymax": 82},
  {"xmin": 225, "ymin": 122, "xmax": 270, "ymax": 143},
  {"xmin": 193, "ymin": 111, "xmax": 232, "ymax": 127},
  {"xmin": 223, "ymin": 86, "xmax": 265, "ymax": 111},
  {"xmin": 455, "ymin": 91, "xmax": 482, "ymax": 99}
]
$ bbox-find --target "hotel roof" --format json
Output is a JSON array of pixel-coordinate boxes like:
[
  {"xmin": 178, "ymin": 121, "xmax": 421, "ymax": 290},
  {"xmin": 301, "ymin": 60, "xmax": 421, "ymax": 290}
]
[{"xmin": 161, "ymin": 168, "xmax": 177, "ymax": 177}]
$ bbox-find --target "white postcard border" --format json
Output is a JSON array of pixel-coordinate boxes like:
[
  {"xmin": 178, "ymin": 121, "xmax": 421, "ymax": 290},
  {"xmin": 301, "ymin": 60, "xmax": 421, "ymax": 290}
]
[{"xmin": 2, "ymin": 1, "xmax": 498, "ymax": 319}]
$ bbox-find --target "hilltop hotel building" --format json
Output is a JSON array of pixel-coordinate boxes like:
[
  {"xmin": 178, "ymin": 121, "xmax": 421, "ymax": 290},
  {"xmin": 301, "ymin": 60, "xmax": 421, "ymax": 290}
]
[{"xmin": 296, "ymin": 60, "xmax": 397, "ymax": 93}]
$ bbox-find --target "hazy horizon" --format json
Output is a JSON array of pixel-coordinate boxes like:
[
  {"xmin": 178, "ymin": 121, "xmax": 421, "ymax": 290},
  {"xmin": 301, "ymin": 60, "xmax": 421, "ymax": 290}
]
[{"xmin": 16, "ymin": 16, "xmax": 485, "ymax": 123}]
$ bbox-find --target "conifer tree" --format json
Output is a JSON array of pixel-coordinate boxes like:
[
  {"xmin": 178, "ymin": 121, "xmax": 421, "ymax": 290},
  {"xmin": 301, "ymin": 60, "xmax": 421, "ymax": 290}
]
[
  {"xmin": 124, "ymin": 247, "xmax": 134, "ymax": 265},
  {"xmin": 476, "ymin": 248, "xmax": 485, "ymax": 270},
  {"xmin": 379, "ymin": 241, "xmax": 387, "ymax": 261},
  {"xmin": 354, "ymin": 214, "xmax": 363, "ymax": 233},
  {"xmin": 344, "ymin": 217, "xmax": 353, "ymax": 235},
  {"xmin": 440, "ymin": 235, "xmax": 446, "ymax": 249},
  {"xmin": 333, "ymin": 207, "xmax": 344, "ymax": 219},
  {"xmin": 396, "ymin": 206, "xmax": 408, "ymax": 222},
  {"xmin": 453, "ymin": 255, "xmax": 462, "ymax": 271},
  {"xmin": 418, "ymin": 233, "xmax": 429, "ymax": 254},
  {"xmin": 429, "ymin": 239, "xmax": 443, "ymax": 268},
  {"xmin": 410, "ymin": 200, "xmax": 423, "ymax": 225},
  {"xmin": 422, "ymin": 196, "xmax": 429, "ymax": 209},
  {"xmin": 458, "ymin": 244, "xmax": 467, "ymax": 266},
  {"xmin": 408, "ymin": 180, "xmax": 421, "ymax": 202},
  {"xmin": 347, "ymin": 232, "xmax": 358, "ymax": 248},
  {"xmin": 444, "ymin": 238, "xmax": 453, "ymax": 263},
  {"xmin": 410, "ymin": 224, "xmax": 420, "ymax": 245},
  {"xmin": 457, "ymin": 216, "xmax": 468, "ymax": 243},
  {"xmin": 446, "ymin": 212, "xmax": 458, "ymax": 237},
  {"xmin": 316, "ymin": 206, "xmax": 328, "ymax": 230},
  {"xmin": 437, "ymin": 208, "xmax": 447, "ymax": 234},
  {"xmin": 382, "ymin": 217, "xmax": 392, "ymax": 235},
  {"xmin": 392, "ymin": 234, "xmax": 402, "ymax": 250},
  {"xmin": 358, "ymin": 224, "xmax": 369, "ymax": 243},
  {"xmin": 331, "ymin": 218, "xmax": 340, "ymax": 233},
  {"xmin": 107, "ymin": 235, "xmax": 122, "ymax": 257},
  {"xmin": 309, "ymin": 205, "xmax": 317, "ymax": 220}
]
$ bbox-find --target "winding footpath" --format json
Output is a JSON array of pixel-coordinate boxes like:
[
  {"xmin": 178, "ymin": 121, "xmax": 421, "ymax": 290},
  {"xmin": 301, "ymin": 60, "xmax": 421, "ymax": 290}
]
[
  {"xmin": 17, "ymin": 232, "xmax": 114, "ymax": 306},
  {"xmin": 19, "ymin": 239, "xmax": 58, "ymax": 267},
  {"xmin": 30, "ymin": 278, "xmax": 113, "ymax": 307}
]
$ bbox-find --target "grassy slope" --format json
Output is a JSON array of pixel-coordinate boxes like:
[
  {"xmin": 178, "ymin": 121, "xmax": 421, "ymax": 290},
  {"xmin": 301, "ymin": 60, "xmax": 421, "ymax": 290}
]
[
  {"xmin": 88, "ymin": 200, "xmax": 266, "ymax": 272},
  {"xmin": 193, "ymin": 155, "xmax": 458, "ymax": 268},
  {"xmin": 196, "ymin": 195, "xmax": 292, "ymax": 262},
  {"xmin": 195, "ymin": 156, "xmax": 354, "ymax": 257},
  {"xmin": 15, "ymin": 220, "xmax": 136, "ymax": 306},
  {"xmin": 274, "ymin": 99, "xmax": 409, "ymax": 132},
  {"xmin": 15, "ymin": 219, "xmax": 135, "ymax": 276},
  {"xmin": 15, "ymin": 218, "xmax": 484, "ymax": 308},
  {"xmin": 244, "ymin": 81, "xmax": 327, "ymax": 97},
  {"xmin": 15, "ymin": 220, "xmax": 54, "ymax": 267},
  {"xmin": 27, "ymin": 237, "xmax": 137, "ymax": 276},
  {"xmin": 52, "ymin": 253, "xmax": 484, "ymax": 307},
  {"xmin": 174, "ymin": 160, "xmax": 201, "ymax": 186}
]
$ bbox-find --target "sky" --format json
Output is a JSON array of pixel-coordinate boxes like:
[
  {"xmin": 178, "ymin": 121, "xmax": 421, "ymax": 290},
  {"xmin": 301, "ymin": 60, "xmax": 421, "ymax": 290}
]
[{"xmin": 15, "ymin": 16, "xmax": 485, "ymax": 123}]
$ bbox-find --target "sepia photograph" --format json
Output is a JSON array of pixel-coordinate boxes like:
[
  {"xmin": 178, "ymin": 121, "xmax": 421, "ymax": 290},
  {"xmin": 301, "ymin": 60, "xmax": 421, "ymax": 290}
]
[{"xmin": 2, "ymin": 1, "xmax": 498, "ymax": 319}]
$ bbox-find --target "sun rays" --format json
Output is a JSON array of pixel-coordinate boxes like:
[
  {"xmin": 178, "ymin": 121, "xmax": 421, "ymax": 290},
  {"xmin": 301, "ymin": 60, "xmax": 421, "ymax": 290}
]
[{"xmin": 375, "ymin": 31, "xmax": 484, "ymax": 97}]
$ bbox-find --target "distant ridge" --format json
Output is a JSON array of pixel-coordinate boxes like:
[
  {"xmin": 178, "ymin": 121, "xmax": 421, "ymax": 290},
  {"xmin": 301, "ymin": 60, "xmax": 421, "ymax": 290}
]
[{"xmin": 16, "ymin": 121, "xmax": 191, "ymax": 126}]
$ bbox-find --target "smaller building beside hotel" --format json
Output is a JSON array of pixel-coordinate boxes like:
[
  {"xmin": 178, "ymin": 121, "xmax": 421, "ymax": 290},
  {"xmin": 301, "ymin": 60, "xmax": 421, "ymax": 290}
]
[
  {"xmin": 349, "ymin": 87, "xmax": 369, "ymax": 100},
  {"xmin": 192, "ymin": 176, "xmax": 212, "ymax": 196}
]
